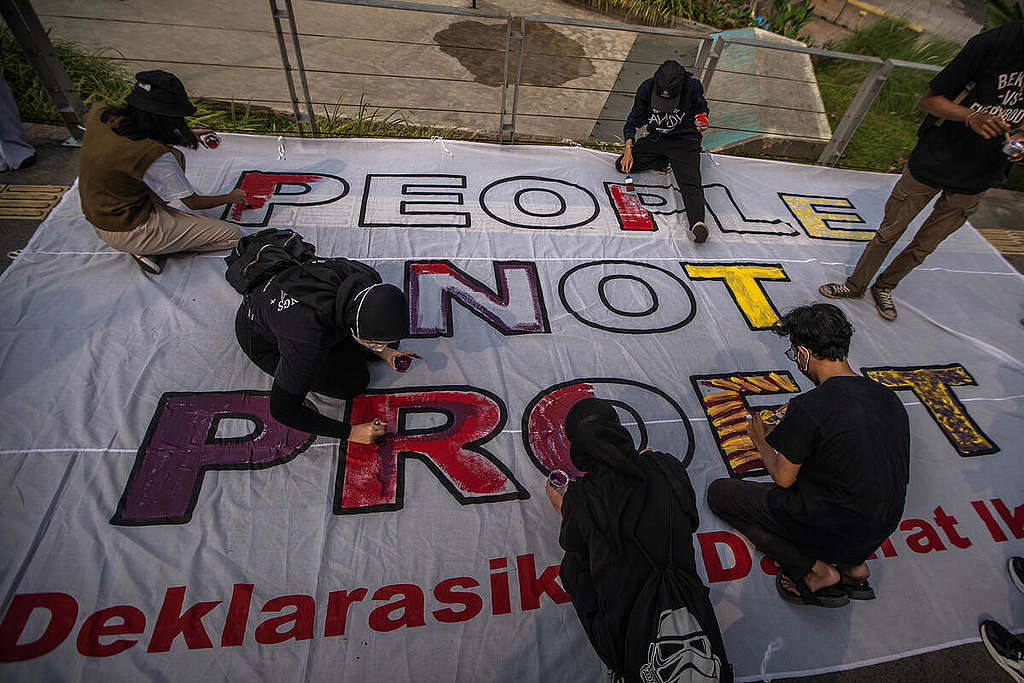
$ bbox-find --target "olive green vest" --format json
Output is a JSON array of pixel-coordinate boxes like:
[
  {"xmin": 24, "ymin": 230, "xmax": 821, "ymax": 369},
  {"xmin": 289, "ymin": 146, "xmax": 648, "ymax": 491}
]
[{"xmin": 78, "ymin": 104, "xmax": 171, "ymax": 231}]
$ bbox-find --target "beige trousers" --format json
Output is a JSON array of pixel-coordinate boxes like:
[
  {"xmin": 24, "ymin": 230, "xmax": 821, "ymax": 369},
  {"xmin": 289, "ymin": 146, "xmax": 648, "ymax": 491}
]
[
  {"xmin": 846, "ymin": 167, "xmax": 983, "ymax": 292},
  {"xmin": 94, "ymin": 201, "xmax": 241, "ymax": 256}
]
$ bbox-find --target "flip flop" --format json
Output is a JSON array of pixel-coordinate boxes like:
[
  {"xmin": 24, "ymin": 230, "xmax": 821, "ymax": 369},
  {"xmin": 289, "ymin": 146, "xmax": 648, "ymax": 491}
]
[
  {"xmin": 776, "ymin": 572, "xmax": 849, "ymax": 608},
  {"xmin": 837, "ymin": 580, "xmax": 876, "ymax": 600}
]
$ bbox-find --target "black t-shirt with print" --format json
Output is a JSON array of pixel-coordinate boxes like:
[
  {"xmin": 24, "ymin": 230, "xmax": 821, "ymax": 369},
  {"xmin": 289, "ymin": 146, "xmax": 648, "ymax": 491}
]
[
  {"xmin": 764, "ymin": 376, "xmax": 910, "ymax": 563},
  {"xmin": 909, "ymin": 21, "xmax": 1024, "ymax": 194}
]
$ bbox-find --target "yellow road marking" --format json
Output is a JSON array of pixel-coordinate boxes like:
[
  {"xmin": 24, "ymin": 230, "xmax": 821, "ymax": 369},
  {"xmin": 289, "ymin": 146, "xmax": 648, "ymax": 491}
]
[
  {"xmin": 977, "ymin": 228, "xmax": 1024, "ymax": 255},
  {"xmin": 0, "ymin": 184, "xmax": 70, "ymax": 220}
]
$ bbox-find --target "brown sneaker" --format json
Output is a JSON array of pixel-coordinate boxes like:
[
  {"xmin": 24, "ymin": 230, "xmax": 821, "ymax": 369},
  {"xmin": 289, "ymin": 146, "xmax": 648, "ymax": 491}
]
[
  {"xmin": 819, "ymin": 282, "xmax": 863, "ymax": 299},
  {"xmin": 870, "ymin": 285, "xmax": 897, "ymax": 320}
]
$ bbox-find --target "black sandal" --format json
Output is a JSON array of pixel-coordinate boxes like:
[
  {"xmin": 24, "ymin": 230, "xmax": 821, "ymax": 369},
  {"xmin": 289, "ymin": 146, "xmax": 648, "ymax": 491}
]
[
  {"xmin": 776, "ymin": 572, "xmax": 849, "ymax": 608},
  {"xmin": 837, "ymin": 580, "xmax": 876, "ymax": 600}
]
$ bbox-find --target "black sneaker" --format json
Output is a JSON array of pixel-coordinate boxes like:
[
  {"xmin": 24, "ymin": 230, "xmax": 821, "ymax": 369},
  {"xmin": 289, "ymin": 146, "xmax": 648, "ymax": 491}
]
[
  {"xmin": 689, "ymin": 221, "xmax": 708, "ymax": 243},
  {"xmin": 980, "ymin": 620, "xmax": 1024, "ymax": 683},
  {"xmin": 870, "ymin": 285, "xmax": 897, "ymax": 321},
  {"xmin": 1011, "ymin": 556, "xmax": 1024, "ymax": 595},
  {"xmin": 131, "ymin": 254, "xmax": 167, "ymax": 275}
]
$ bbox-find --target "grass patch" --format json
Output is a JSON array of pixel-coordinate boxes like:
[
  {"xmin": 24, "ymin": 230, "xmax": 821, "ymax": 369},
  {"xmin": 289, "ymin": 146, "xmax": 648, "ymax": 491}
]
[
  {"xmin": 572, "ymin": 0, "xmax": 756, "ymax": 29},
  {"xmin": 0, "ymin": 24, "xmax": 474, "ymax": 141},
  {"xmin": 813, "ymin": 18, "xmax": 1023, "ymax": 190}
]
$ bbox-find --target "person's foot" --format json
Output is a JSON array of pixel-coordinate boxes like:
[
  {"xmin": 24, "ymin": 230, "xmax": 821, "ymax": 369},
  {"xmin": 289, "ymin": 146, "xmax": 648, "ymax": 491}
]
[
  {"xmin": 1011, "ymin": 556, "xmax": 1024, "ymax": 594},
  {"xmin": 779, "ymin": 561, "xmax": 840, "ymax": 596},
  {"xmin": 777, "ymin": 562, "xmax": 848, "ymax": 607},
  {"xmin": 870, "ymin": 284, "xmax": 897, "ymax": 321},
  {"xmin": 837, "ymin": 563, "xmax": 875, "ymax": 599},
  {"xmin": 819, "ymin": 282, "xmax": 863, "ymax": 299},
  {"xmin": 980, "ymin": 620, "xmax": 1024, "ymax": 683},
  {"xmin": 131, "ymin": 254, "xmax": 168, "ymax": 275},
  {"xmin": 689, "ymin": 221, "xmax": 708, "ymax": 243}
]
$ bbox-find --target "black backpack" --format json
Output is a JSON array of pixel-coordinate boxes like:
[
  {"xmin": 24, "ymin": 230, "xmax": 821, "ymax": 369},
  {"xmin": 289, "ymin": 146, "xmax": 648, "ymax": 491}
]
[{"xmin": 224, "ymin": 228, "xmax": 316, "ymax": 295}]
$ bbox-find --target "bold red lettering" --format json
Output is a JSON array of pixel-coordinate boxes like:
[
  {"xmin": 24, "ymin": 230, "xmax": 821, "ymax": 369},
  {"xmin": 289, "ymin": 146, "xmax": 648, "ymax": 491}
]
[
  {"xmin": 220, "ymin": 583, "xmax": 254, "ymax": 647},
  {"xmin": 759, "ymin": 555, "xmax": 780, "ymax": 576},
  {"xmin": 868, "ymin": 537, "xmax": 898, "ymax": 560},
  {"xmin": 432, "ymin": 577, "xmax": 483, "ymax": 623},
  {"xmin": 112, "ymin": 392, "xmax": 314, "ymax": 525},
  {"xmin": 899, "ymin": 519, "xmax": 947, "ymax": 553},
  {"xmin": 76, "ymin": 605, "xmax": 145, "ymax": 657},
  {"xmin": 147, "ymin": 586, "xmax": 221, "ymax": 653},
  {"xmin": 932, "ymin": 506, "xmax": 972, "ymax": 549},
  {"xmin": 517, "ymin": 554, "xmax": 569, "ymax": 611},
  {"xmin": 324, "ymin": 588, "xmax": 368, "ymax": 637},
  {"xmin": 254, "ymin": 595, "xmax": 315, "ymax": 645},
  {"xmin": 338, "ymin": 388, "xmax": 524, "ymax": 513},
  {"xmin": 991, "ymin": 499, "xmax": 1024, "ymax": 540},
  {"xmin": 608, "ymin": 184, "xmax": 656, "ymax": 231},
  {"xmin": 698, "ymin": 531, "xmax": 753, "ymax": 583},
  {"xmin": 0, "ymin": 593, "xmax": 78, "ymax": 662},
  {"xmin": 368, "ymin": 584, "xmax": 426, "ymax": 633},
  {"xmin": 225, "ymin": 171, "xmax": 348, "ymax": 225},
  {"xmin": 489, "ymin": 557, "xmax": 511, "ymax": 616},
  {"xmin": 972, "ymin": 500, "xmax": 1009, "ymax": 542}
]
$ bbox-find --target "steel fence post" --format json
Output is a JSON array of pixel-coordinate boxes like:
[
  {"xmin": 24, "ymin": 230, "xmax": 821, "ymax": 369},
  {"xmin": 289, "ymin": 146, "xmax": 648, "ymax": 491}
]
[
  {"xmin": 818, "ymin": 60, "xmax": 894, "ymax": 167},
  {"xmin": 499, "ymin": 17, "xmax": 512, "ymax": 143},
  {"xmin": 509, "ymin": 16, "xmax": 526, "ymax": 144}
]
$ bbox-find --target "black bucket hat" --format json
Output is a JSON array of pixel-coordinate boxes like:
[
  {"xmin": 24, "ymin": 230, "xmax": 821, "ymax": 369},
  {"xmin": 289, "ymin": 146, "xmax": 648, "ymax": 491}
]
[
  {"xmin": 125, "ymin": 70, "xmax": 196, "ymax": 117},
  {"xmin": 651, "ymin": 60, "xmax": 686, "ymax": 112}
]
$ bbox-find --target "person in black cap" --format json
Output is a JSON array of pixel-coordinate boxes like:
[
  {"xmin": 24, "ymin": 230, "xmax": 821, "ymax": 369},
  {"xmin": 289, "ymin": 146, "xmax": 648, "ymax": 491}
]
[
  {"xmin": 78, "ymin": 69, "xmax": 249, "ymax": 275},
  {"xmin": 232, "ymin": 241, "xmax": 420, "ymax": 444},
  {"xmin": 545, "ymin": 397, "xmax": 732, "ymax": 682},
  {"xmin": 617, "ymin": 59, "xmax": 711, "ymax": 243}
]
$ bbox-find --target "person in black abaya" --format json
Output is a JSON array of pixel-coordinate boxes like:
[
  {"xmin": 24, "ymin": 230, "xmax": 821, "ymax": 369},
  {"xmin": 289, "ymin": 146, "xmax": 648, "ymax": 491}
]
[
  {"xmin": 545, "ymin": 398, "xmax": 732, "ymax": 683},
  {"xmin": 233, "ymin": 250, "xmax": 420, "ymax": 445}
]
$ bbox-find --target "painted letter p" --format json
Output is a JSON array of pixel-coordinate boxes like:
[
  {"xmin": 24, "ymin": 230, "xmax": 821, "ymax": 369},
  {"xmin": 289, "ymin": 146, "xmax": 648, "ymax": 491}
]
[{"xmin": 112, "ymin": 392, "xmax": 314, "ymax": 526}]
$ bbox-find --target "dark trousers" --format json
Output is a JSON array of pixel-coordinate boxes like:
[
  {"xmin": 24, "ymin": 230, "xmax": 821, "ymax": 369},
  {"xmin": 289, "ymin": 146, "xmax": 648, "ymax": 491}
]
[
  {"xmin": 615, "ymin": 134, "xmax": 706, "ymax": 227},
  {"xmin": 234, "ymin": 303, "xmax": 372, "ymax": 400},
  {"xmin": 706, "ymin": 478, "xmax": 817, "ymax": 579}
]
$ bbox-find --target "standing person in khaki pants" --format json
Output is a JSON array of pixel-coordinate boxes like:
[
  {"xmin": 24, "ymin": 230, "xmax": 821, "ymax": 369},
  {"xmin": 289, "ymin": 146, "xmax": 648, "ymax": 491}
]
[
  {"xmin": 79, "ymin": 70, "xmax": 248, "ymax": 275},
  {"xmin": 820, "ymin": 21, "xmax": 1024, "ymax": 320}
]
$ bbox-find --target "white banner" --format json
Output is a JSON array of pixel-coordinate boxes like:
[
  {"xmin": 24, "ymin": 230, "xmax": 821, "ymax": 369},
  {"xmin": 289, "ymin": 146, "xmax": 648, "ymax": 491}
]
[{"xmin": 0, "ymin": 136, "xmax": 1021, "ymax": 681}]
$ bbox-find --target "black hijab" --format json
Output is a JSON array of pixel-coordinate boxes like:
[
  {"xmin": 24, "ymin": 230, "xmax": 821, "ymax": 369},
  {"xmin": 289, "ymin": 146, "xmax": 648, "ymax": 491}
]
[
  {"xmin": 276, "ymin": 258, "xmax": 409, "ymax": 340},
  {"xmin": 565, "ymin": 398, "xmax": 649, "ymax": 554}
]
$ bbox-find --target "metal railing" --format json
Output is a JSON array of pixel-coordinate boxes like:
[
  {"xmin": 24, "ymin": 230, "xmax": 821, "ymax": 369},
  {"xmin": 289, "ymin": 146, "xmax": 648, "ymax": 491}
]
[{"xmin": 13, "ymin": 0, "xmax": 951, "ymax": 168}]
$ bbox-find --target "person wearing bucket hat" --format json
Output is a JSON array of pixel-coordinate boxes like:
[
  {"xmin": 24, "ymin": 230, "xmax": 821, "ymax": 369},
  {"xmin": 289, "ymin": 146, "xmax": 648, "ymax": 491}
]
[
  {"xmin": 78, "ymin": 69, "xmax": 249, "ymax": 275},
  {"xmin": 230, "ymin": 232, "xmax": 421, "ymax": 444},
  {"xmin": 617, "ymin": 60, "xmax": 711, "ymax": 243}
]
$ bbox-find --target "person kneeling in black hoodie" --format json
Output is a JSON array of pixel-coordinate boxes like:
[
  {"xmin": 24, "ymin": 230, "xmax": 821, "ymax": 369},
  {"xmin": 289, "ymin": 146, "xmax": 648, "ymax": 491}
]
[
  {"xmin": 230, "ymin": 232, "xmax": 419, "ymax": 444},
  {"xmin": 617, "ymin": 59, "xmax": 711, "ymax": 244}
]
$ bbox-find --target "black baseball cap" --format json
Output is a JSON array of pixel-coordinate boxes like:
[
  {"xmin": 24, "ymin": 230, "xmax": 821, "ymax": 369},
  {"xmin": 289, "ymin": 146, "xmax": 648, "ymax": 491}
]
[
  {"xmin": 125, "ymin": 70, "xmax": 196, "ymax": 118},
  {"xmin": 651, "ymin": 60, "xmax": 686, "ymax": 112}
]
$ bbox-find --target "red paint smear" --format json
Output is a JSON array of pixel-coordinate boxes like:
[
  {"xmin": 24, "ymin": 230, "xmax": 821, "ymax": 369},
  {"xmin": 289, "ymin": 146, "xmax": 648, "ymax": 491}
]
[
  {"xmin": 609, "ymin": 184, "xmax": 655, "ymax": 231},
  {"xmin": 230, "ymin": 173, "xmax": 325, "ymax": 221},
  {"xmin": 526, "ymin": 383, "xmax": 594, "ymax": 479}
]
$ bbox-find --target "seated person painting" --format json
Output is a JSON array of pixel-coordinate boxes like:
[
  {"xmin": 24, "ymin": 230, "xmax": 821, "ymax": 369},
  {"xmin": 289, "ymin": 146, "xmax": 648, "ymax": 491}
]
[
  {"xmin": 544, "ymin": 397, "xmax": 732, "ymax": 682},
  {"xmin": 707, "ymin": 304, "xmax": 910, "ymax": 607},
  {"xmin": 78, "ymin": 69, "xmax": 248, "ymax": 275},
  {"xmin": 227, "ymin": 229, "xmax": 421, "ymax": 444}
]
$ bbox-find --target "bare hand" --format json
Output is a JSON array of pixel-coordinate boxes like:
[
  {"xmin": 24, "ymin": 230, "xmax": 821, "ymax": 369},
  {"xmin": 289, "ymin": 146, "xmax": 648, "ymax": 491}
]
[
  {"xmin": 747, "ymin": 412, "xmax": 767, "ymax": 444},
  {"xmin": 620, "ymin": 148, "xmax": 634, "ymax": 174},
  {"xmin": 1010, "ymin": 133, "xmax": 1024, "ymax": 163},
  {"xmin": 191, "ymin": 127, "xmax": 213, "ymax": 137},
  {"xmin": 966, "ymin": 111, "xmax": 1010, "ymax": 139},
  {"xmin": 697, "ymin": 119, "xmax": 709, "ymax": 133},
  {"xmin": 544, "ymin": 480, "xmax": 564, "ymax": 517},
  {"xmin": 349, "ymin": 419, "xmax": 386, "ymax": 444},
  {"xmin": 227, "ymin": 188, "xmax": 249, "ymax": 207}
]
